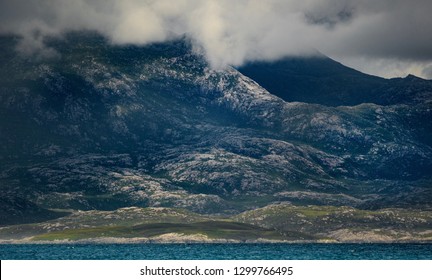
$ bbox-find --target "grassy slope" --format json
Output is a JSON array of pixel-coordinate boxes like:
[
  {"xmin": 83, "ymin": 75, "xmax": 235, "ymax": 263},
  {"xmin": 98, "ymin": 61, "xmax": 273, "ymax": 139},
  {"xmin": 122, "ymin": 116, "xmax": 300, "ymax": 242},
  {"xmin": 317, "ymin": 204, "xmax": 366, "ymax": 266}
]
[
  {"xmin": 234, "ymin": 204, "xmax": 432, "ymax": 241},
  {"xmin": 1, "ymin": 205, "xmax": 431, "ymax": 242},
  {"xmin": 32, "ymin": 221, "xmax": 293, "ymax": 241}
]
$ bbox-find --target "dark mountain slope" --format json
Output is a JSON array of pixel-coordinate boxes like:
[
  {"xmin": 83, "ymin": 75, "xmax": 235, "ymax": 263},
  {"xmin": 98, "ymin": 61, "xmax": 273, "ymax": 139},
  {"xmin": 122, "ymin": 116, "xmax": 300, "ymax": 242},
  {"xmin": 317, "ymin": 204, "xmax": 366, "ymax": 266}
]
[{"xmin": 237, "ymin": 55, "xmax": 432, "ymax": 106}]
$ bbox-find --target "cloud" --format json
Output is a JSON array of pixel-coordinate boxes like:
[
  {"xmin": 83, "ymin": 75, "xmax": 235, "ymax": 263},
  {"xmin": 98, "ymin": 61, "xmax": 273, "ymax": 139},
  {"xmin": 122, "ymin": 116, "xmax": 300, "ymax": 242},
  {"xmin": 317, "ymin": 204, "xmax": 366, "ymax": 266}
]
[
  {"xmin": 1, "ymin": 0, "xmax": 432, "ymax": 77},
  {"xmin": 422, "ymin": 64, "xmax": 432, "ymax": 80}
]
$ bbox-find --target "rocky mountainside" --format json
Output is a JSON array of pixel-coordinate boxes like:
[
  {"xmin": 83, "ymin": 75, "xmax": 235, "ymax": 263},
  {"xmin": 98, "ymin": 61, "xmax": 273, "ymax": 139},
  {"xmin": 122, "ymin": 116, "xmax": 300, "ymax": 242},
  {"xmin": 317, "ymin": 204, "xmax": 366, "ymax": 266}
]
[{"xmin": 0, "ymin": 32, "xmax": 431, "ymax": 241}]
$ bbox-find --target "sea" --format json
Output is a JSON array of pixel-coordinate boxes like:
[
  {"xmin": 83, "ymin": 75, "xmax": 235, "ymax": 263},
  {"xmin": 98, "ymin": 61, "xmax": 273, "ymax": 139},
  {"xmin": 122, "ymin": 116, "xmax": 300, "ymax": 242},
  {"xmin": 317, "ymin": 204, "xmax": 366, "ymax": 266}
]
[{"xmin": 1, "ymin": 243, "xmax": 431, "ymax": 260}]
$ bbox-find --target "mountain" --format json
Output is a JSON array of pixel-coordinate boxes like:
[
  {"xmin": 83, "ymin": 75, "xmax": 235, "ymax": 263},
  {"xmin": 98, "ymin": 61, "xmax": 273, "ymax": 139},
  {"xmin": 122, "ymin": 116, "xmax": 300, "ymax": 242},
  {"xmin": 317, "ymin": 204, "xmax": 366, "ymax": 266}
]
[
  {"xmin": 237, "ymin": 55, "xmax": 432, "ymax": 106},
  {"xmin": 0, "ymin": 32, "xmax": 431, "ymax": 242}
]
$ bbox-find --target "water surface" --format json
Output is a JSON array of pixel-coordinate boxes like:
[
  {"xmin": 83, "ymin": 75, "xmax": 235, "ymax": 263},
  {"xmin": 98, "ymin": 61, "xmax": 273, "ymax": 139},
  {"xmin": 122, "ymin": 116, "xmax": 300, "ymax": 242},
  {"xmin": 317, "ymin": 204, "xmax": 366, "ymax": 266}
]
[{"xmin": 1, "ymin": 243, "xmax": 431, "ymax": 260}]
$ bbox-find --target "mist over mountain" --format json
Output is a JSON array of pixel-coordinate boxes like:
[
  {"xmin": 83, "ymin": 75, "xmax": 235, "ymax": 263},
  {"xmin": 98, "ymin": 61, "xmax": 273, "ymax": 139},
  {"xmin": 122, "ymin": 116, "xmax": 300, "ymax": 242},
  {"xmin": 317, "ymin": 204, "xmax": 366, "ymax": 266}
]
[
  {"xmin": 2, "ymin": 0, "xmax": 432, "ymax": 78},
  {"xmin": 0, "ymin": 32, "xmax": 431, "ymax": 242}
]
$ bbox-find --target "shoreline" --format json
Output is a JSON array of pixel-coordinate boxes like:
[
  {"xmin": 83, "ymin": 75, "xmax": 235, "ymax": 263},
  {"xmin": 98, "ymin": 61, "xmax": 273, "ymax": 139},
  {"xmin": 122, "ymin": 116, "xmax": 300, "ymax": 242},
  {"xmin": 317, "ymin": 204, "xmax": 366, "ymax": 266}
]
[{"xmin": 1, "ymin": 236, "xmax": 432, "ymax": 245}]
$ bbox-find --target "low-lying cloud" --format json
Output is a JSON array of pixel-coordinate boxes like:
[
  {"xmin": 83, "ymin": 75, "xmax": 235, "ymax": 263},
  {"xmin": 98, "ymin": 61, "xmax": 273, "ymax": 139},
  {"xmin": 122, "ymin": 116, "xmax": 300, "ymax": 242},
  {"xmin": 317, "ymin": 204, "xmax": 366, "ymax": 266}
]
[{"xmin": 1, "ymin": 0, "xmax": 432, "ymax": 78}]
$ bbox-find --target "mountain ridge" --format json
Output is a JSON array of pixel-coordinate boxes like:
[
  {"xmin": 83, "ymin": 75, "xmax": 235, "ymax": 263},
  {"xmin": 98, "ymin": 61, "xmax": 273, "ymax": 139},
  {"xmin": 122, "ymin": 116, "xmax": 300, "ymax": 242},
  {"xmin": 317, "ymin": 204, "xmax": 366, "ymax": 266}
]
[
  {"xmin": 237, "ymin": 55, "xmax": 432, "ymax": 106},
  {"xmin": 0, "ymin": 32, "xmax": 431, "ymax": 242}
]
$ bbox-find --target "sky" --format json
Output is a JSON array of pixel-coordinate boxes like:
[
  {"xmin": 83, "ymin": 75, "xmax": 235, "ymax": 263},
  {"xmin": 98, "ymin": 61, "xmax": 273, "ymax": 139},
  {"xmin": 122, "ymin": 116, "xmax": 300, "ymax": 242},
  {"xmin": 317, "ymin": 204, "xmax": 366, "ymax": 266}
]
[{"xmin": 1, "ymin": 0, "xmax": 432, "ymax": 79}]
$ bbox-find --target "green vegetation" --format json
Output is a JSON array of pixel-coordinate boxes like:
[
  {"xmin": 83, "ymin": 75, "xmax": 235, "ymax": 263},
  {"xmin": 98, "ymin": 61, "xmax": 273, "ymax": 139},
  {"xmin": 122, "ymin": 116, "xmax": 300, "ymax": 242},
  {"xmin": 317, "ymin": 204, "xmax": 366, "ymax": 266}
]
[
  {"xmin": 1, "ymin": 205, "xmax": 431, "ymax": 243},
  {"xmin": 32, "ymin": 221, "xmax": 289, "ymax": 241},
  {"xmin": 234, "ymin": 204, "xmax": 432, "ymax": 242}
]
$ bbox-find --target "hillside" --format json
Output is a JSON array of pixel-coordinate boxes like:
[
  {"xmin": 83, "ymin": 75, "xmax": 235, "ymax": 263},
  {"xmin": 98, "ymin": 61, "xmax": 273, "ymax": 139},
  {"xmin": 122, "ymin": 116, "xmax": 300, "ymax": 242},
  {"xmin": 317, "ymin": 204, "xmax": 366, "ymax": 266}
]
[
  {"xmin": 237, "ymin": 55, "xmax": 432, "ymax": 107},
  {"xmin": 0, "ymin": 32, "xmax": 431, "ymax": 242}
]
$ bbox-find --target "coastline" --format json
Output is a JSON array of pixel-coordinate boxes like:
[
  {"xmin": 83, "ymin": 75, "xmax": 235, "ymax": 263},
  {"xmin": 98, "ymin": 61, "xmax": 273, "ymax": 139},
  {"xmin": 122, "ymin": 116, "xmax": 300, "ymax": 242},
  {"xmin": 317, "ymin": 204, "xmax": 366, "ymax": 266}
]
[{"xmin": 1, "ymin": 235, "xmax": 431, "ymax": 245}]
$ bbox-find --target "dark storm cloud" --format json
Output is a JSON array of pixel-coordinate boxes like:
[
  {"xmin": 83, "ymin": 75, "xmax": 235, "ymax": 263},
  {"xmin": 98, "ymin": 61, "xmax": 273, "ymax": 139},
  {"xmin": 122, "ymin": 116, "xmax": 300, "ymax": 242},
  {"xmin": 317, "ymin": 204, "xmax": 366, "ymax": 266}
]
[
  {"xmin": 1, "ymin": 0, "xmax": 432, "ymax": 77},
  {"xmin": 320, "ymin": 0, "xmax": 432, "ymax": 61}
]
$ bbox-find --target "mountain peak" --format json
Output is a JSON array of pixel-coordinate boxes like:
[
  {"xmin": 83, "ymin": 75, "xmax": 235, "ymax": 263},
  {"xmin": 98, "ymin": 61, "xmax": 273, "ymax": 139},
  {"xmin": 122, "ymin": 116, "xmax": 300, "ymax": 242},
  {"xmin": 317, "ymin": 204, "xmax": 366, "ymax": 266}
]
[
  {"xmin": 404, "ymin": 74, "xmax": 424, "ymax": 81},
  {"xmin": 237, "ymin": 55, "xmax": 432, "ymax": 106}
]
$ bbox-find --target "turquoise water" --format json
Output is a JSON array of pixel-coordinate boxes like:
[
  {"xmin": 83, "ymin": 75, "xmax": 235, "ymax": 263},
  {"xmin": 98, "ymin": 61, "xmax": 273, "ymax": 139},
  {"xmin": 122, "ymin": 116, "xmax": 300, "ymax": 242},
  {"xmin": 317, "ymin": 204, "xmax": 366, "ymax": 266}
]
[{"xmin": 1, "ymin": 243, "xmax": 431, "ymax": 260}]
